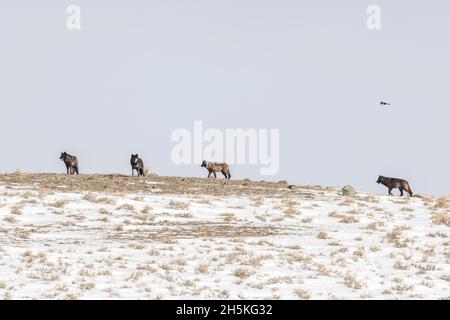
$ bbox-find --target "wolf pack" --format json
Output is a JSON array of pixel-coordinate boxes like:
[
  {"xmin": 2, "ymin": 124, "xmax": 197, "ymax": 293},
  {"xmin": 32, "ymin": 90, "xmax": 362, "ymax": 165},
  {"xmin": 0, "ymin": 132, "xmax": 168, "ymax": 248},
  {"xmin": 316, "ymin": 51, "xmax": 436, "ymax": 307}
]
[{"xmin": 59, "ymin": 152, "xmax": 413, "ymax": 197}]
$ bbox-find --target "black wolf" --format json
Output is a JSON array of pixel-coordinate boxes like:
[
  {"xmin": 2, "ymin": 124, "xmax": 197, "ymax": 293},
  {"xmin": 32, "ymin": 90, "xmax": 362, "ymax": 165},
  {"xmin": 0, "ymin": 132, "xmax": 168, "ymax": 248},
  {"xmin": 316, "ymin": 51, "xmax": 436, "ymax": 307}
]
[
  {"xmin": 59, "ymin": 152, "xmax": 79, "ymax": 175},
  {"xmin": 201, "ymin": 160, "xmax": 231, "ymax": 179},
  {"xmin": 130, "ymin": 154, "xmax": 145, "ymax": 177},
  {"xmin": 376, "ymin": 175, "xmax": 413, "ymax": 197}
]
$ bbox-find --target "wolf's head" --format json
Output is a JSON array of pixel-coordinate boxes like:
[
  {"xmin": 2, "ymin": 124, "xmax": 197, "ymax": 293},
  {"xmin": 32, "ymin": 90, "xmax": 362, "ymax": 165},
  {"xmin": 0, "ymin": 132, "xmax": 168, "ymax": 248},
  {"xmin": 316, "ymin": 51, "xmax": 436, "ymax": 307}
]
[
  {"xmin": 376, "ymin": 175, "xmax": 384, "ymax": 184},
  {"xmin": 201, "ymin": 160, "xmax": 207, "ymax": 168},
  {"xmin": 131, "ymin": 154, "xmax": 139, "ymax": 164},
  {"xmin": 60, "ymin": 152, "xmax": 68, "ymax": 161}
]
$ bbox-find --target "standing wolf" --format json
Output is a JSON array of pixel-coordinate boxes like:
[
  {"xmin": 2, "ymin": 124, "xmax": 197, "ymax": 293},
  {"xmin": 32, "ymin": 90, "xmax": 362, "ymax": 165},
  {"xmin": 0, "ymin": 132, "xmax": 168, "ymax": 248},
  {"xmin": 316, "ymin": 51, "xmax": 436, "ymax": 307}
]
[
  {"xmin": 130, "ymin": 154, "xmax": 145, "ymax": 177},
  {"xmin": 59, "ymin": 152, "xmax": 79, "ymax": 175},
  {"xmin": 376, "ymin": 175, "xmax": 413, "ymax": 197},
  {"xmin": 201, "ymin": 160, "xmax": 231, "ymax": 179}
]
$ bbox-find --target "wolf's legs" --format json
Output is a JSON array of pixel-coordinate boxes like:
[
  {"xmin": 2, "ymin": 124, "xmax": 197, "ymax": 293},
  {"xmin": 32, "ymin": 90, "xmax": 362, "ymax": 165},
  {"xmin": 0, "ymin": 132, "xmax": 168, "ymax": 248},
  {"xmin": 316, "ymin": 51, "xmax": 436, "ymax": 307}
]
[
  {"xmin": 228, "ymin": 173, "xmax": 231, "ymax": 179},
  {"xmin": 74, "ymin": 166, "xmax": 79, "ymax": 175},
  {"xmin": 207, "ymin": 171, "xmax": 211, "ymax": 178},
  {"xmin": 388, "ymin": 187, "xmax": 393, "ymax": 196},
  {"xmin": 213, "ymin": 171, "xmax": 217, "ymax": 179},
  {"xmin": 221, "ymin": 170, "xmax": 227, "ymax": 179},
  {"xmin": 399, "ymin": 188, "xmax": 404, "ymax": 196}
]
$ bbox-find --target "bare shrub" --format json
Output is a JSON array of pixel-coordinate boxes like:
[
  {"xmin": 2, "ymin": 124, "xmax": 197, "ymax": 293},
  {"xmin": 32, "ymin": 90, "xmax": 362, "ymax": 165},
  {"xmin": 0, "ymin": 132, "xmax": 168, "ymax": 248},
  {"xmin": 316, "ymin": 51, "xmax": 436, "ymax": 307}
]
[
  {"xmin": 117, "ymin": 203, "xmax": 135, "ymax": 211},
  {"xmin": 11, "ymin": 205, "xmax": 23, "ymax": 215},
  {"xmin": 141, "ymin": 205, "xmax": 153, "ymax": 214},
  {"xmin": 234, "ymin": 268, "xmax": 255, "ymax": 279},
  {"xmin": 4, "ymin": 215, "xmax": 17, "ymax": 223},
  {"xmin": 434, "ymin": 197, "xmax": 450, "ymax": 209},
  {"xmin": 176, "ymin": 213, "xmax": 193, "ymax": 218},
  {"xmin": 82, "ymin": 193, "xmax": 97, "ymax": 202},
  {"xmin": 317, "ymin": 232, "xmax": 328, "ymax": 239},
  {"xmin": 221, "ymin": 213, "xmax": 236, "ymax": 222},
  {"xmin": 98, "ymin": 208, "xmax": 110, "ymax": 215},
  {"xmin": 294, "ymin": 289, "xmax": 310, "ymax": 299},
  {"xmin": 344, "ymin": 273, "xmax": 363, "ymax": 289},
  {"xmin": 196, "ymin": 263, "xmax": 209, "ymax": 274},
  {"xmin": 339, "ymin": 215, "xmax": 359, "ymax": 224},
  {"xmin": 431, "ymin": 212, "xmax": 450, "ymax": 227},
  {"xmin": 51, "ymin": 200, "xmax": 68, "ymax": 208},
  {"xmin": 168, "ymin": 201, "xmax": 189, "ymax": 210}
]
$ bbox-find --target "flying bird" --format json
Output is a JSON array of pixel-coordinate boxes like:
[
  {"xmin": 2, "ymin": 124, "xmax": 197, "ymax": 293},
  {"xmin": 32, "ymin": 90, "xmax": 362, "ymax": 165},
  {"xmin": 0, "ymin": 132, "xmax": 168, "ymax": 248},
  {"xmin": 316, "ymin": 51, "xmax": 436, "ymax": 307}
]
[{"xmin": 380, "ymin": 101, "xmax": 391, "ymax": 106}]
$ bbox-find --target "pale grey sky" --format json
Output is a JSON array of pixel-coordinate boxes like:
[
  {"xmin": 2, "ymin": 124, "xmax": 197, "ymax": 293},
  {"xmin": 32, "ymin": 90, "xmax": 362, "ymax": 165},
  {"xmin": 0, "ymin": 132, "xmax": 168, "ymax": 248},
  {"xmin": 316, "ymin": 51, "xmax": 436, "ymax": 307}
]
[{"xmin": 0, "ymin": 1, "xmax": 449, "ymax": 195}]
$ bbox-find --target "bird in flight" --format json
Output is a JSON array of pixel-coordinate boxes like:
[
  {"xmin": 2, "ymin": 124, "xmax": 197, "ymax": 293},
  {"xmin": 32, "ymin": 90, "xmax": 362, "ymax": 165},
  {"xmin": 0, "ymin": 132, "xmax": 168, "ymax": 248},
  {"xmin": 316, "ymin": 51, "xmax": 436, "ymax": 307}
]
[{"xmin": 380, "ymin": 101, "xmax": 391, "ymax": 106}]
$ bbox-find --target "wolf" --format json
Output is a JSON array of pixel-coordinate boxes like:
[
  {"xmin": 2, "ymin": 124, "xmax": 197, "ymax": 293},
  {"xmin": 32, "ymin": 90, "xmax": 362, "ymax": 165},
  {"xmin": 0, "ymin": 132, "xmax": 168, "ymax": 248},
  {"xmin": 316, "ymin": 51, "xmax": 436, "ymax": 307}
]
[
  {"xmin": 59, "ymin": 152, "xmax": 79, "ymax": 175},
  {"xmin": 201, "ymin": 160, "xmax": 231, "ymax": 179},
  {"xmin": 130, "ymin": 154, "xmax": 145, "ymax": 177},
  {"xmin": 376, "ymin": 175, "xmax": 413, "ymax": 197}
]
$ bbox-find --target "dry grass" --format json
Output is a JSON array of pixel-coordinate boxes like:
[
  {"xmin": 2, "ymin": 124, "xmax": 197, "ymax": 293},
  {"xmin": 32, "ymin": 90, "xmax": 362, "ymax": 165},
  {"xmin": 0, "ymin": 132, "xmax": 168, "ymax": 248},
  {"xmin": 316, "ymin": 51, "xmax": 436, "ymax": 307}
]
[
  {"xmin": 431, "ymin": 212, "xmax": 450, "ymax": 227},
  {"xmin": 51, "ymin": 200, "xmax": 68, "ymax": 208},
  {"xmin": 234, "ymin": 268, "xmax": 255, "ymax": 279},
  {"xmin": 168, "ymin": 201, "xmax": 189, "ymax": 210},
  {"xmin": 4, "ymin": 215, "xmax": 18, "ymax": 223},
  {"xmin": 98, "ymin": 208, "xmax": 110, "ymax": 215},
  {"xmin": 284, "ymin": 207, "xmax": 300, "ymax": 217},
  {"xmin": 434, "ymin": 197, "xmax": 450, "ymax": 209},
  {"xmin": 160, "ymin": 263, "xmax": 172, "ymax": 271},
  {"xmin": 339, "ymin": 199, "xmax": 355, "ymax": 206},
  {"xmin": 117, "ymin": 203, "xmax": 135, "ymax": 211},
  {"xmin": 10, "ymin": 205, "xmax": 23, "ymax": 215},
  {"xmin": 175, "ymin": 213, "xmax": 193, "ymax": 218},
  {"xmin": 393, "ymin": 261, "xmax": 409, "ymax": 270},
  {"xmin": 344, "ymin": 273, "xmax": 363, "ymax": 289},
  {"xmin": 294, "ymin": 289, "xmax": 310, "ymax": 299},
  {"xmin": 339, "ymin": 215, "xmax": 359, "ymax": 224},
  {"xmin": 353, "ymin": 247, "xmax": 365, "ymax": 258},
  {"xmin": 195, "ymin": 263, "xmax": 209, "ymax": 274},
  {"xmin": 386, "ymin": 225, "xmax": 411, "ymax": 248},
  {"xmin": 221, "ymin": 213, "xmax": 236, "ymax": 222},
  {"xmin": 441, "ymin": 275, "xmax": 450, "ymax": 282},
  {"xmin": 317, "ymin": 232, "xmax": 328, "ymax": 239},
  {"xmin": 82, "ymin": 192, "xmax": 97, "ymax": 202},
  {"xmin": 83, "ymin": 193, "xmax": 116, "ymax": 205},
  {"xmin": 141, "ymin": 205, "xmax": 152, "ymax": 214}
]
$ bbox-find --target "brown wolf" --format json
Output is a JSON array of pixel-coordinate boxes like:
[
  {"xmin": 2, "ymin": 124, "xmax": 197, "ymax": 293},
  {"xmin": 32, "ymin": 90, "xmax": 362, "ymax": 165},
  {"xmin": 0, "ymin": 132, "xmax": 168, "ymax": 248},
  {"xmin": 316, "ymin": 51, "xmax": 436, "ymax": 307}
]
[
  {"xmin": 59, "ymin": 152, "xmax": 79, "ymax": 175},
  {"xmin": 376, "ymin": 175, "xmax": 413, "ymax": 197},
  {"xmin": 201, "ymin": 160, "xmax": 231, "ymax": 179}
]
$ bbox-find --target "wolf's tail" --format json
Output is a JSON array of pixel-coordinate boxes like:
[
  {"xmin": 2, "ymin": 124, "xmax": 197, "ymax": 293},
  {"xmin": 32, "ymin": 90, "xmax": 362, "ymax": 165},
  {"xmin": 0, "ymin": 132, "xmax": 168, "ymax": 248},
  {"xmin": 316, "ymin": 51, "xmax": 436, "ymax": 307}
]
[{"xmin": 407, "ymin": 184, "xmax": 413, "ymax": 197}]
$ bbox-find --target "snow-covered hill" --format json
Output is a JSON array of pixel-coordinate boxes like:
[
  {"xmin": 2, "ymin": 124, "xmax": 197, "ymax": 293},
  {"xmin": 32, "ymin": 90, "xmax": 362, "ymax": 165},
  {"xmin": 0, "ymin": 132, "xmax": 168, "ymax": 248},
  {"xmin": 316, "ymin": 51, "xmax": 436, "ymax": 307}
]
[{"xmin": 0, "ymin": 173, "xmax": 448, "ymax": 299}]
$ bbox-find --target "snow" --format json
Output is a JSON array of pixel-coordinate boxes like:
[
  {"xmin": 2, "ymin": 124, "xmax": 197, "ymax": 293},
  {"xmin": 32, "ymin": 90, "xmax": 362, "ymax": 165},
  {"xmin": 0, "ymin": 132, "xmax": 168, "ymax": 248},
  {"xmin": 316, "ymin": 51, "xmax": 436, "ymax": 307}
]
[{"xmin": 0, "ymin": 180, "xmax": 448, "ymax": 299}]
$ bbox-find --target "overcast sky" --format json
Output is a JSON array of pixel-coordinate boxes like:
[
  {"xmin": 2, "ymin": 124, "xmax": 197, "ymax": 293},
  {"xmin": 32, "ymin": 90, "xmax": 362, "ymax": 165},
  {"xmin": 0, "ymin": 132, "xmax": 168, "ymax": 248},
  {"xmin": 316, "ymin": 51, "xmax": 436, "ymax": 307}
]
[{"xmin": 0, "ymin": 1, "xmax": 449, "ymax": 195}]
